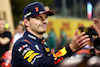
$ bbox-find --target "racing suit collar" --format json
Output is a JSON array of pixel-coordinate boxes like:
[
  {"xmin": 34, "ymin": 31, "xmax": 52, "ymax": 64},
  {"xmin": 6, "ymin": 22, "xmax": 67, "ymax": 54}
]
[{"xmin": 23, "ymin": 30, "xmax": 44, "ymax": 44}]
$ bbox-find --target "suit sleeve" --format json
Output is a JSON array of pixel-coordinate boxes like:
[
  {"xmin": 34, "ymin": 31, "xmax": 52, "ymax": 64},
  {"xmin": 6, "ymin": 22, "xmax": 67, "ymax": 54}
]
[{"xmin": 12, "ymin": 43, "xmax": 74, "ymax": 67}]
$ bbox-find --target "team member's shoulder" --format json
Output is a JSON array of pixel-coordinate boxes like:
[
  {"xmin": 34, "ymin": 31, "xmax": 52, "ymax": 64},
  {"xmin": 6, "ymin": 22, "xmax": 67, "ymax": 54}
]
[{"xmin": 13, "ymin": 37, "xmax": 31, "ymax": 50}]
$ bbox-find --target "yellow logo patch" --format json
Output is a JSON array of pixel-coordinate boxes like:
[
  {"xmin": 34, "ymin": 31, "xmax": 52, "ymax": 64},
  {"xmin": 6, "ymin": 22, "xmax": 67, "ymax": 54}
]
[
  {"xmin": 23, "ymin": 50, "xmax": 39, "ymax": 63},
  {"xmin": 24, "ymin": 50, "xmax": 34, "ymax": 59},
  {"xmin": 45, "ymin": 47, "xmax": 50, "ymax": 52},
  {"xmin": 27, "ymin": 53, "xmax": 39, "ymax": 62}
]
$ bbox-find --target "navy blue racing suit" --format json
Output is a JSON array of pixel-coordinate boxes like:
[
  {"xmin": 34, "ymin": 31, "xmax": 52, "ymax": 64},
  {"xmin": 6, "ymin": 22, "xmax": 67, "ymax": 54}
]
[{"xmin": 11, "ymin": 30, "xmax": 74, "ymax": 67}]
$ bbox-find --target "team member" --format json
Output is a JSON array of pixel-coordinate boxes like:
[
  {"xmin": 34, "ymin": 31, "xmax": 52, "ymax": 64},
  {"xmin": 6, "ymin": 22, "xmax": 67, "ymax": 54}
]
[
  {"xmin": 93, "ymin": 2, "xmax": 100, "ymax": 56},
  {"xmin": 11, "ymin": 2, "xmax": 90, "ymax": 67},
  {"xmin": 0, "ymin": 18, "xmax": 11, "ymax": 63},
  {"xmin": 93, "ymin": 2, "xmax": 100, "ymax": 38}
]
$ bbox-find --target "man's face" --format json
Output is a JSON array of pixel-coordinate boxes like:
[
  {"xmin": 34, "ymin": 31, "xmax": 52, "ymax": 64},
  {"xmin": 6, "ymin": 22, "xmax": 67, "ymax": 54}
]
[
  {"xmin": 28, "ymin": 14, "xmax": 48, "ymax": 34},
  {"xmin": 0, "ymin": 20, "xmax": 5, "ymax": 32}
]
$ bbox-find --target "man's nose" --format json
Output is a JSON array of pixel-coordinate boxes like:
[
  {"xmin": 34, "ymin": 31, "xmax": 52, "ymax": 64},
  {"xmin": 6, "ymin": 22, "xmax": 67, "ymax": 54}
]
[{"xmin": 41, "ymin": 17, "xmax": 46, "ymax": 21}]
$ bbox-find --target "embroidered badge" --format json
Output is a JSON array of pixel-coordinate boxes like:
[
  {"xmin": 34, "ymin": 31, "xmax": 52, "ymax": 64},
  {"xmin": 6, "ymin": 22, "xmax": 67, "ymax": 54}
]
[
  {"xmin": 18, "ymin": 44, "xmax": 28, "ymax": 52},
  {"xmin": 45, "ymin": 47, "xmax": 50, "ymax": 52},
  {"xmin": 23, "ymin": 50, "xmax": 40, "ymax": 64},
  {"xmin": 35, "ymin": 45, "xmax": 40, "ymax": 50}
]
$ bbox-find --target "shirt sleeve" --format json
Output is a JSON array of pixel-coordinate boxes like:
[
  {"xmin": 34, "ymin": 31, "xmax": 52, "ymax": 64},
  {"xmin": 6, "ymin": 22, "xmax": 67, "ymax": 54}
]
[
  {"xmin": 11, "ymin": 43, "xmax": 74, "ymax": 67},
  {"xmin": 13, "ymin": 34, "xmax": 18, "ymax": 44}
]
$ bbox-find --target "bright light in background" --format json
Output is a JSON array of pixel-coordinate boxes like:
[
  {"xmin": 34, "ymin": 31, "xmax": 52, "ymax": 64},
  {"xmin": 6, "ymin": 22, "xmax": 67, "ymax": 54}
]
[{"xmin": 87, "ymin": 2, "xmax": 93, "ymax": 20}]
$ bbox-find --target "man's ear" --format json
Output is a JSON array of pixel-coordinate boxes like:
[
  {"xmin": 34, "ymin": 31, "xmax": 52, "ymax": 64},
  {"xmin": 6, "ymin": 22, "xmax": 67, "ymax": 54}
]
[{"xmin": 23, "ymin": 18, "xmax": 29, "ymax": 27}]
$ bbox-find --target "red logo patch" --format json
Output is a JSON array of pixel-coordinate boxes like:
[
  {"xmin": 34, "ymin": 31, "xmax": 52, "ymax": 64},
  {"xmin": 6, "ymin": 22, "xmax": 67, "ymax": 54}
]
[{"xmin": 35, "ymin": 7, "xmax": 39, "ymax": 12}]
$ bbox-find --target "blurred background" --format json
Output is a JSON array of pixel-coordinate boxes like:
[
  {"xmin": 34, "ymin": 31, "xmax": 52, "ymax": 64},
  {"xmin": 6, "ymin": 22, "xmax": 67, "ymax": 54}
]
[
  {"xmin": 0, "ymin": 0, "xmax": 99, "ymax": 37},
  {"xmin": 0, "ymin": 0, "xmax": 100, "ymax": 67}
]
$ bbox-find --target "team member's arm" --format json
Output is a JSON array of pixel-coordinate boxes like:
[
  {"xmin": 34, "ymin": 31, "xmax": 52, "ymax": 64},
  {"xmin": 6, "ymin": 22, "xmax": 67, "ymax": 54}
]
[
  {"xmin": 0, "ymin": 32, "xmax": 11, "ymax": 45},
  {"xmin": 0, "ymin": 37, "xmax": 10, "ymax": 45}
]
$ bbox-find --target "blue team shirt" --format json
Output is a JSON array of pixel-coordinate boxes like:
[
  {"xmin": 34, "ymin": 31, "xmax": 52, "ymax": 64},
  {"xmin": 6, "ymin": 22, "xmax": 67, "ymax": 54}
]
[{"xmin": 11, "ymin": 30, "xmax": 74, "ymax": 67}]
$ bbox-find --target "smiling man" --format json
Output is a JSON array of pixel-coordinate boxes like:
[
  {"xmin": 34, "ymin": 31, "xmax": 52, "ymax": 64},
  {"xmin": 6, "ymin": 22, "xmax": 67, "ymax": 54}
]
[{"xmin": 11, "ymin": 2, "xmax": 90, "ymax": 67}]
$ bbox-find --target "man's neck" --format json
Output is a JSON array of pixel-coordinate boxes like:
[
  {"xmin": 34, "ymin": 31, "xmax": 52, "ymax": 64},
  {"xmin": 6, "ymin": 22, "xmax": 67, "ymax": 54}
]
[{"xmin": 27, "ymin": 28, "xmax": 43, "ymax": 39}]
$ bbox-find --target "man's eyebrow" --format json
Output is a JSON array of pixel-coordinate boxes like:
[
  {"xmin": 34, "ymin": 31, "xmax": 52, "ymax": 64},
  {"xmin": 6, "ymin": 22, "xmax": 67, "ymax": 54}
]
[
  {"xmin": 36, "ymin": 16, "xmax": 41, "ymax": 17},
  {"xmin": 36, "ymin": 15, "xmax": 47, "ymax": 18}
]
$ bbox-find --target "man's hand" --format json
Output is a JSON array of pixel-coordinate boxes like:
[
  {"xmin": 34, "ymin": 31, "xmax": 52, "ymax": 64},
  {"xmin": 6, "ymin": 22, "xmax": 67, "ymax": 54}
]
[
  {"xmin": 69, "ymin": 29, "xmax": 90, "ymax": 52},
  {"xmin": 93, "ymin": 18, "xmax": 100, "ymax": 38}
]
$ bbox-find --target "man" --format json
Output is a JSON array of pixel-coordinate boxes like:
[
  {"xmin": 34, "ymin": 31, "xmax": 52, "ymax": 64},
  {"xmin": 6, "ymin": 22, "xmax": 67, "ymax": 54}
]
[
  {"xmin": 0, "ymin": 18, "xmax": 11, "ymax": 62},
  {"xmin": 93, "ymin": 2, "xmax": 100, "ymax": 56},
  {"xmin": 11, "ymin": 2, "xmax": 90, "ymax": 67}
]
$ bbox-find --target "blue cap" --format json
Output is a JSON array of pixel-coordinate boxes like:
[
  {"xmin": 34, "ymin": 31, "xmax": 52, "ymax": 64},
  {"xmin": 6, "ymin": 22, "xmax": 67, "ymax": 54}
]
[{"xmin": 23, "ymin": 2, "xmax": 54, "ymax": 19}]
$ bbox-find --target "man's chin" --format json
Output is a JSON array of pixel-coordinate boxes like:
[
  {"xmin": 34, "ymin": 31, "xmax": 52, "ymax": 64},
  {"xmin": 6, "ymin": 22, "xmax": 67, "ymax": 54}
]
[{"xmin": 38, "ymin": 31, "xmax": 46, "ymax": 35}]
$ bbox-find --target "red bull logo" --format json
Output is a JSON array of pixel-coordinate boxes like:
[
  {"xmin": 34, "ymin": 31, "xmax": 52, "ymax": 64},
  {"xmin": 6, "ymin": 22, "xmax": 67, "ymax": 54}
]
[{"xmin": 53, "ymin": 47, "xmax": 67, "ymax": 60}]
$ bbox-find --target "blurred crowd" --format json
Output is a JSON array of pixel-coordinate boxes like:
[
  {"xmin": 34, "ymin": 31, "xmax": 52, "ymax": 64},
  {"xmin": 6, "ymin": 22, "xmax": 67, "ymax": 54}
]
[{"xmin": 0, "ymin": 19, "xmax": 25, "ymax": 67}]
